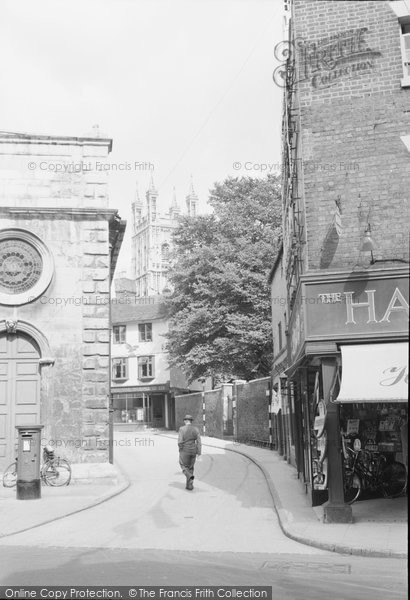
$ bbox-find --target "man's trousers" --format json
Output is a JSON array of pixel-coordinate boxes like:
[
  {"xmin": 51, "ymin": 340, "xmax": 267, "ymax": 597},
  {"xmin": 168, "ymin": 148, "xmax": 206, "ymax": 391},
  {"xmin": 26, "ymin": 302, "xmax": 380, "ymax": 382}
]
[{"xmin": 179, "ymin": 451, "xmax": 197, "ymax": 480}]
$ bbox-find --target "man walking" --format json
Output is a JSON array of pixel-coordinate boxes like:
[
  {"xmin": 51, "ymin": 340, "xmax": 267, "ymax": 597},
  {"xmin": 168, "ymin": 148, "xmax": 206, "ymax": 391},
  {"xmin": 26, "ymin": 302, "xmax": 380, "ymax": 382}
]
[{"xmin": 178, "ymin": 414, "xmax": 202, "ymax": 490}]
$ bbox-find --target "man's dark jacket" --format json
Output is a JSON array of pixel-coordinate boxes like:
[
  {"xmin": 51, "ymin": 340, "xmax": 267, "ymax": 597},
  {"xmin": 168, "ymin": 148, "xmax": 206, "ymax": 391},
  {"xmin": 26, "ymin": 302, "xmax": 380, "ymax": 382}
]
[{"xmin": 178, "ymin": 424, "xmax": 202, "ymax": 455}]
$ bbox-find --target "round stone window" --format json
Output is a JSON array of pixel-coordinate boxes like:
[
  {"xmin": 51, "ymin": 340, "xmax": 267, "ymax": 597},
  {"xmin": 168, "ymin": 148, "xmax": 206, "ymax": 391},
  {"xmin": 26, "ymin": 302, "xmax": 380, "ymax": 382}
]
[{"xmin": 0, "ymin": 229, "xmax": 54, "ymax": 305}]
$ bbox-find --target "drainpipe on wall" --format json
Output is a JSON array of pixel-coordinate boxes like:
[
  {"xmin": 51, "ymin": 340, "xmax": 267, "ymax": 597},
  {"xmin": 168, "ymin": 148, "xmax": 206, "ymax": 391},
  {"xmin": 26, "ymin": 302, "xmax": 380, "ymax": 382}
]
[{"xmin": 108, "ymin": 243, "xmax": 114, "ymax": 464}]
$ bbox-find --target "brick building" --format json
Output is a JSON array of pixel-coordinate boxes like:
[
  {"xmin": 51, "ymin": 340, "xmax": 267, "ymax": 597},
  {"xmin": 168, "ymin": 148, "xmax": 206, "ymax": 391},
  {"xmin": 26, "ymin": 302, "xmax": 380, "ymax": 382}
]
[
  {"xmin": 272, "ymin": 0, "xmax": 409, "ymax": 521},
  {"xmin": 0, "ymin": 131, "xmax": 125, "ymax": 468},
  {"xmin": 269, "ymin": 245, "xmax": 293, "ymax": 462}
]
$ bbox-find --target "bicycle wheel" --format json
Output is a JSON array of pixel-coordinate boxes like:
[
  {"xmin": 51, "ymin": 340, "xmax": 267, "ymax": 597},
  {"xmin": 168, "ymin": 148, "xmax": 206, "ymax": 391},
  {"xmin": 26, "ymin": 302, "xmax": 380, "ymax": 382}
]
[
  {"xmin": 42, "ymin": 458, "xmax": 71, "ymax": 487},
  {"xmin": 381, "ymin": 461, "xmax": 407, "ymax": 498},
  {"xmin": 344, "ymin": 471, "xmax": 361, "ymax": 504},
  {"xmin": 2, "ymin": 462, "xmax": 17, "ymax": 488}
]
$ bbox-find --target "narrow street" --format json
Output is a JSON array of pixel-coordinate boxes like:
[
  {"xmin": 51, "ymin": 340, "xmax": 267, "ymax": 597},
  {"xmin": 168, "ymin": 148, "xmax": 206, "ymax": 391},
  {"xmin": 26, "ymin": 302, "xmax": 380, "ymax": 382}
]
[{"xmin": 0, "ymin": 432, "xmax": 407, "ymax": 599}]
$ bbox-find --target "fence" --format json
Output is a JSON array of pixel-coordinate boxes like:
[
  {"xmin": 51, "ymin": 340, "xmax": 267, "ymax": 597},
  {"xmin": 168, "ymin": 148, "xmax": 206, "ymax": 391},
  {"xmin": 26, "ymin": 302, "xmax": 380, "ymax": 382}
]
[{"xmin": 175, "ymin": 378, "xmax": 271, "ymax": 445}]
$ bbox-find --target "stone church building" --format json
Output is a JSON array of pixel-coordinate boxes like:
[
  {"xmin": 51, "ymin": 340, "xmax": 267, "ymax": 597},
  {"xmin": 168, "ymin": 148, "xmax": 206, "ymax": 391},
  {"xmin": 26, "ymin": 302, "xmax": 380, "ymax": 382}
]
[
  {"xmin": 131, "ymin": 177, "xmax": 198, "ymax": 296},
  {"xmin": 0, "ymin": 131, "xmax": 125, "ymax": 468}
]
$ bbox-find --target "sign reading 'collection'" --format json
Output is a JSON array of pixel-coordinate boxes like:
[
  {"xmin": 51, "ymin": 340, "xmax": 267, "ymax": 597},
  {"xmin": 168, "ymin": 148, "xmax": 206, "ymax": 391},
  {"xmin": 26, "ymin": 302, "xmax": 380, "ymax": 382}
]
[{"xmin": 273, "ymin": 27, "xmax": 382, "ymax": 89}]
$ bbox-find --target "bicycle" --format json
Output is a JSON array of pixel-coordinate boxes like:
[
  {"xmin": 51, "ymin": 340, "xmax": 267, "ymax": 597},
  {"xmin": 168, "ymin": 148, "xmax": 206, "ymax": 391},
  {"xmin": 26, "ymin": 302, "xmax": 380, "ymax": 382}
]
[
  {"xmin": 343, "ymin": 438, "xmax": 407, "ymax": 504},
  {"xmin": 2, "ymin": 445, "xmax": 72, "ymax": 488}
]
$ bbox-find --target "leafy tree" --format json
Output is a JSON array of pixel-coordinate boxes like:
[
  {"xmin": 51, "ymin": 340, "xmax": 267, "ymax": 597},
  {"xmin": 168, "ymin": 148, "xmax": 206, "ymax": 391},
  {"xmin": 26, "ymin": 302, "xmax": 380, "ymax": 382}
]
[{"xmin": 165, "ymin": 175, "xmax": 282, "ymax": 384}]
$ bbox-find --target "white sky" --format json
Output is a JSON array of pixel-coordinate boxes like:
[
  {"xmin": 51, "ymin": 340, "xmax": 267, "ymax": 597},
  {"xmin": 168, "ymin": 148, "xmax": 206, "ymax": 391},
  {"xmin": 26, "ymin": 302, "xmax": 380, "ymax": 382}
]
[{"xmin": 0, "ymin": 0, "xmax": 284, "ymax": 273}]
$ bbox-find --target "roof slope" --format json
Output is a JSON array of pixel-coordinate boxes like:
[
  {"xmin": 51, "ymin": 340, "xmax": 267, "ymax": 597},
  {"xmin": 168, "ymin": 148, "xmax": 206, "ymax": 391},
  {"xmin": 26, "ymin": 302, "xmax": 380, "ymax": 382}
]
[{"xmin": 111, "ymin": 300, "xmax": 167, "ymax": 323}]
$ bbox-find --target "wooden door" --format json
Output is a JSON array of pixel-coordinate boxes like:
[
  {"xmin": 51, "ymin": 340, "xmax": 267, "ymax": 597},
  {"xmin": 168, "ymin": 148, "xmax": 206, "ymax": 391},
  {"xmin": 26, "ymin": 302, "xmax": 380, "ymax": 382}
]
[{"xmin": 0, "ymin": 332, "xmax": 40, "ymax": 467}]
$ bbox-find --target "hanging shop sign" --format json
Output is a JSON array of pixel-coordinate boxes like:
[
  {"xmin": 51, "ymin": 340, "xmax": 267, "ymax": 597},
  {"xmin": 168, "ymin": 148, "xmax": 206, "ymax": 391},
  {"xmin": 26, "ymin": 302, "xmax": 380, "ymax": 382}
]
[
  {"xmin": 271, "ymin": 389, "xmax": 282, "ymax": 415},
  {"xmin": 288, "ymin": 292, "xmax": 305, "ymax": 364},
  {"xmin": 313, "ymin": 400, "xmax": 327, "ymax": 438}
]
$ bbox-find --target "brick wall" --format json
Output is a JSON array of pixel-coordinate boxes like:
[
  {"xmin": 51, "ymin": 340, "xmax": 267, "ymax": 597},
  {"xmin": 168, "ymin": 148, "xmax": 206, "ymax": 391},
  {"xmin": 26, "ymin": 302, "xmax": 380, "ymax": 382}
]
[
  {"xmin": 176, "ymin": 380, "xmax": 271, "ymax": 443},
  {"xmin": 292, "ymin": 0, "xmax": 410, "ymax": 271},
  {"xmin": 175, "ymin": 392, "xmax": 203, "ymax": 431},
  {"xmin": 204, "ymin": 389, "xmax": 223, "ymax": 438},
  {"xmin": 236, "ymin": 377, "xmax": 270, "ymax": 443}
]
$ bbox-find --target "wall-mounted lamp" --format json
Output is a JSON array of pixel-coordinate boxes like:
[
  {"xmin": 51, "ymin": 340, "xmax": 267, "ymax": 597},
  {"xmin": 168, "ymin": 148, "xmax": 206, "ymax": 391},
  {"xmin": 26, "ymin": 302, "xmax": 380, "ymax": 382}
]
[{"xmin": 361, "ymin": 224, "xmax": 375, "ymax": 263}]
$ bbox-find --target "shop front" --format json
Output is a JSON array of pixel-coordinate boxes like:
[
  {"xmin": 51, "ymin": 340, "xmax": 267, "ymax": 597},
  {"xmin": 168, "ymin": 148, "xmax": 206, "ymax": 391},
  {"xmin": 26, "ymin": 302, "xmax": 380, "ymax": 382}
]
[
  {"xmin": 112, "ymin": 384, "xmax": 169, "ymax": 428},
  {"xmin": 111, "ymin": 384, "xmax": 179, "ymax": 429},
  {"xmin": 286, "ymin": 268, "xmax": 408, "ymax": 521}
]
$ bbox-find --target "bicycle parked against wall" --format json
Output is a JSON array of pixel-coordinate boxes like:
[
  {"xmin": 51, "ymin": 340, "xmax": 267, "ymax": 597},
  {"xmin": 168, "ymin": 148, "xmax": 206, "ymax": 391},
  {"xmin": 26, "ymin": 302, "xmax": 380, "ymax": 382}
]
[
  {"xmin": 342, "ymin": 437, "xmax": 407, "ymax": 504},
  {"xmin": 2, "ymin": 445, "xmax": 71, "ymax": 488}
]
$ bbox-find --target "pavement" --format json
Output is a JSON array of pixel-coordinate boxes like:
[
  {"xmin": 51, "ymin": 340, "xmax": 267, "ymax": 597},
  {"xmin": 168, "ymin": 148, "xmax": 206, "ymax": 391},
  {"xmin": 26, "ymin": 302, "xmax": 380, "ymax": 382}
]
[
  {"xmin": 0, "ymin": 431, "xmax": 407, "ymax": 558},
  {"xmin": 182, "ymin": 435, "xmax": 407, "ymax": 559},
  {"xmin": 0, "ymin": 462, "xmax": 130, "ymax": 539}
]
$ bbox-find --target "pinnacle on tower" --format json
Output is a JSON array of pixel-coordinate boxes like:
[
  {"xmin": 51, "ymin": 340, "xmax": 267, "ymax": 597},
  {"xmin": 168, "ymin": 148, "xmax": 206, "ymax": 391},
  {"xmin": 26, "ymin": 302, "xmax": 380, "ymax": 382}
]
[
  {"xmin": 146, "ymin": 174, "xmax": 158, "ymax": 207},
  {"xmin": 186, "ymin": 175, "xmax": 198, "ymax": 217},
  {"xmin": 149, "ymin": 174, "xmax": 157, "ymax": 193},
  {"xmin": 133, "ymin": 182, "xmax": 142, "ymax": 206},
  {"xmin": 188, "ymin": 175, "xmax": 196, "ymax": 197},
  {"xmin": 132, "ymin": 183, "xmax": 143, "ymax": 229},
  {"xmin": 170, "ymin": 186, "xmax": 181, "ymax": 218}
]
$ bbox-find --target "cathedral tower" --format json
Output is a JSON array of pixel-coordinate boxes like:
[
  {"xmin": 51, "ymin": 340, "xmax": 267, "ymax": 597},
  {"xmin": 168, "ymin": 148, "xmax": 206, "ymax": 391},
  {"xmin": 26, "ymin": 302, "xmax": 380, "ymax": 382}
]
[{"xmin": 131, "ymin": 179, "xmax": 192, "ymax": 297}]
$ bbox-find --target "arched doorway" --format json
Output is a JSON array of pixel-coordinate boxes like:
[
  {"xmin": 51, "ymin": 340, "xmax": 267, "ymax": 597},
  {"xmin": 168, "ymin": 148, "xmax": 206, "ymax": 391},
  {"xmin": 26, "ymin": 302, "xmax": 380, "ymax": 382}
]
[{"xmin": 0, "ymin": 332, "xmax": 41, "ymax": 466}]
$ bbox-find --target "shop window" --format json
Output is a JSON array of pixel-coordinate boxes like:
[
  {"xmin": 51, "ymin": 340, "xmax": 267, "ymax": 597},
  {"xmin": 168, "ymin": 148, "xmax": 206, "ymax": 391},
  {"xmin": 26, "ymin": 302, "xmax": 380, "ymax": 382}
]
[
  {"xmin": 112, "ymin": 358, "xmax": 128, "ymax": 380},
  {"xmin": 138, "ymin": 323, "xmax": 152, "ymax": 342},
  {"xmin": 340, "ymin": 403, "xmax": 408, "ymax": 459},
  {"xmin": 138, "ymin": 356, "xmax": 154, "ymax": 379},
  {"xmin": 113, "ymin": 325, "xmax": 126, "ymax": 344}
]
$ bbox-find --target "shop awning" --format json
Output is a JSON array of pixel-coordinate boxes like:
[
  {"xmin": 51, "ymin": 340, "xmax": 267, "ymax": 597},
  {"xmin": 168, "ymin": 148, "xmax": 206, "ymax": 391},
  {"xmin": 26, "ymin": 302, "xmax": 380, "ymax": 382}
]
[{"xmin": 336, "ymin": 343, "xmax": 408, "ymax": 403}]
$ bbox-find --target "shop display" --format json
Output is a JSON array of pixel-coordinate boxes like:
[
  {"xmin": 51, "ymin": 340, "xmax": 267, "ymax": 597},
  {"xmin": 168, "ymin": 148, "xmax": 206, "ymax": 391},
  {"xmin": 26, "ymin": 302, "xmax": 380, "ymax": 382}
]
[
  {"xmin": 340, "ymin": 402, "xmax": 407, "ymax": 500},
  {"xmin": 340, "ymin": 403, "xmax": 407, "ymax": 459}
]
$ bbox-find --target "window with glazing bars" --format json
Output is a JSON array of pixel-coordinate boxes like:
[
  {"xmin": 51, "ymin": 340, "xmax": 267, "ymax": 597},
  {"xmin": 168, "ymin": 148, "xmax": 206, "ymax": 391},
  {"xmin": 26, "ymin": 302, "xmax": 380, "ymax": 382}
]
[
  {"xmin": 112, "ymin": 358, "xmax": 128, "ymax": 380},
  {"xmin": 138, "ymin": 323, "xmax": 152, "ymax": 342},
  {"xmin": 113, "ymin": 325, "xmax": 126, "ymax": 344},
  {"xmin": 138, "ymin": 356, "xmax": 154, "ymax": 379}
]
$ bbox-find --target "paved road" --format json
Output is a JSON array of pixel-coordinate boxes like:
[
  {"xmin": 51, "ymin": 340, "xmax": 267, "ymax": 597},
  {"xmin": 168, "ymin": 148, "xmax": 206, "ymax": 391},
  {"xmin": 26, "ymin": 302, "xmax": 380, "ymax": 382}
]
[{"xmin": 0, "ymin": 433, "xmax": 407, "ymax": 599}]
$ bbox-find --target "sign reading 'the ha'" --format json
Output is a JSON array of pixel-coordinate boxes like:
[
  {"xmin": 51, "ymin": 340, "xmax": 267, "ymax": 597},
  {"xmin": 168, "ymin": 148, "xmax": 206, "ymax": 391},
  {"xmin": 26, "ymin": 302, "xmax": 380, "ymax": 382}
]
[{"xmin": 304, "ymin": 275, "xmax": 408, "ymax": 340}]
